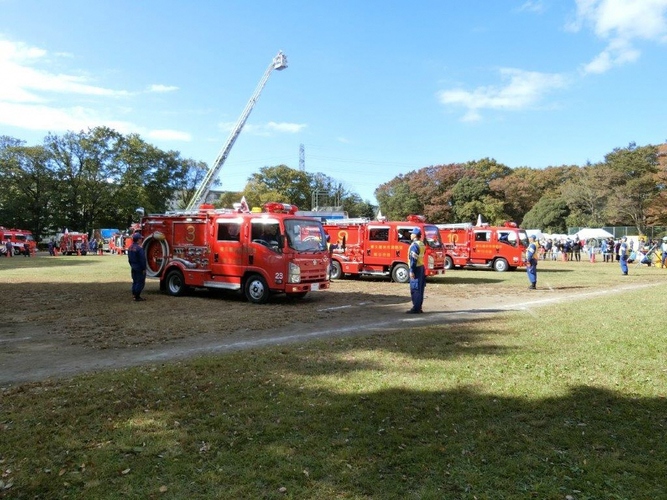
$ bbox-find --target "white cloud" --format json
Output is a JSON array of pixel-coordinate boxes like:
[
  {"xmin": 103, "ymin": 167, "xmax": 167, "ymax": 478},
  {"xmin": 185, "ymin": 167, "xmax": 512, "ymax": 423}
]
[
  {"xmin": 569, "ymin": 0, "xmax": 667, "ymax": 74},
  {"xmin": 518, "ymin": 0, "xmax": 547, "ymax": 14},
  {"xmin": 147, "ymin": 129, "xmax": 192, "ymax": 141},
  {"xmin": 219, "ymin": 120, "xmax": 306, "ymax": 135},
  {"xmin": 148, "ymin": 84, "xmax": 179, "ymax": 93},
  {"xmin": 0, "ymin": 39, "xmax": 129, "ymax": 104},
  {"xmin": 0, "ymin": 38, "xmax": 191, "ymax": 143},
  {"xmin": 437, "ymin": 68, "xmax": 568, "ymax": 121},
  {"xmin": 266, "ymin": 121, "xmax": 307, "ymax": 133}
]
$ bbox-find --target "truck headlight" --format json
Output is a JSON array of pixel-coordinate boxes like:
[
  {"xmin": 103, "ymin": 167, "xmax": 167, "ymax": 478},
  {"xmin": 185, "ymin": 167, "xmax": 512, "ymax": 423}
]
[
  {"xmin": 288, "ymin": 262, "xmax": 301, "ymax": 283},
  {"xmin": 427, "ymin": 255, "xmax": 435, "ymax": 269}
]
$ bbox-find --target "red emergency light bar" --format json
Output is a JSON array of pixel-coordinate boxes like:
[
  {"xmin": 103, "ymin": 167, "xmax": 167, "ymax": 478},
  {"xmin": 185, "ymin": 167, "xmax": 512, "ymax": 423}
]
[
  {"xmin": 406, "ymin": 214, "xmax": 426, "ymax": 223},
  {"xmin": 264, "ymin": 202, "xmax": 298, "ymax": 214}
]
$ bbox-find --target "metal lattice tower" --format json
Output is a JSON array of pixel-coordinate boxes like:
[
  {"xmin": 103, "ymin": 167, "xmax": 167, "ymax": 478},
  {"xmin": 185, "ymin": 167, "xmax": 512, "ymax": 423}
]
[{"xmin": 299, "ymin": 143, "xmax": 305, "ymax": 171}]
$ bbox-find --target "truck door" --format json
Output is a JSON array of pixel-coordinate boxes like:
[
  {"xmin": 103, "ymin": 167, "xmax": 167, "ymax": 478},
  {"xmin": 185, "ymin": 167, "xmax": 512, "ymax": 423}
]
[
  {"xmin": 248, "ymin": 219, "xmax": 285, "ymax": 286},
  {"xmin": 210, "ymin": 219, "xmax": 245, "ymax": 278},
  {"xmin": 471, "ymin": 229, "xmax": 495, "ymax": 263},
  {"xmin": 496, "ymin": 228, "xmax": 523, "ymax": 265},
  {"xmin": 365, "ymin": 224, "xmax": 391, "ymax": 267},
  {"xmin": 395, "ymin": 225, "xmax": 414, "ymax": 262}
]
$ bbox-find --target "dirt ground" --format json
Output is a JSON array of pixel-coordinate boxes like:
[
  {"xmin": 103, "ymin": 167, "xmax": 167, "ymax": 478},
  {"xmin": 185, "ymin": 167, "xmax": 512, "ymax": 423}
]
[{"xmin": 0, "ymin": 263, "xmax": 660, "ymax": 387}]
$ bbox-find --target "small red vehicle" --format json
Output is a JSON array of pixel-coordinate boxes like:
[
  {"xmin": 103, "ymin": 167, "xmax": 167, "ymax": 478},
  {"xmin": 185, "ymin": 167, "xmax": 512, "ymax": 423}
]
[
  {"xmin": 139, "ymin": 202, "xmax": 331, "ymax": 303},
  {"xmin": 437, "ymin": 222, "xmax": 528, "ymax": 272},
  {"xmin": 0, "ymin": 226, "xmax": 37, "ymax": 256},
  {"xmin": 322, "ymin": 215, "xmax": 446, "ymax": 283}
]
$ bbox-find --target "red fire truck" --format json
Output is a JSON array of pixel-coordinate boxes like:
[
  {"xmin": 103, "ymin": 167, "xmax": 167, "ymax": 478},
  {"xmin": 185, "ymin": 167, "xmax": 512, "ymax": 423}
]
[
  {"xmin": 59, "ymin": 231, "xmax": 89, "ymax": 255},
  {"xmin": 0, "ymin": 226, "xmax": 37, "ymax": 255},
  {"xmin": 139, "ymin": 202, "xmax": 331, "ymax": 303},
  {"xmin": 322, "ymin": 215, "xmax": 446, "ymax": 283},
  {"xmin": 437, "ymin": 222, "xmax": 528, "ymax": 272}
]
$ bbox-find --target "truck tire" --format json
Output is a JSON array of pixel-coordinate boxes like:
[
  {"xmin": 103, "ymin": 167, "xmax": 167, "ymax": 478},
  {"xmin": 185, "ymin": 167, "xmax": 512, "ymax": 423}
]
[
  {"xmin": 244, "ymin": 274, "xmax": 270, "ymax": 304},
  {"xmin": 330, "ymin": 260, "xmax": 343, "ymax": 280},
  {"xmin": 165, "ymin": 269, "xmax": 188, "ymax": 296},
  {"xmin": 444, "ymin": 256, "xmax": 454, "ymax": 270},
  {"xmin": 391, "ymin": 263, "xmax": 410, "ymax": 283},
  {"xmin": 493, "ymin": 258, "xmax": 509, "ymax": 272}
]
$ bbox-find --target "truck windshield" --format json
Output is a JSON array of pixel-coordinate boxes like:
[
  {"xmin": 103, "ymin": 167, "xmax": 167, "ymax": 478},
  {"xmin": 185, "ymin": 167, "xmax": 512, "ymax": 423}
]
[
  {"xmin": 284, "ymin": 219, "xmax": 327, "ymax": 253},
  {"xmin": 423, "ymin": 225, "xmax": 443, "ymax": 249}
]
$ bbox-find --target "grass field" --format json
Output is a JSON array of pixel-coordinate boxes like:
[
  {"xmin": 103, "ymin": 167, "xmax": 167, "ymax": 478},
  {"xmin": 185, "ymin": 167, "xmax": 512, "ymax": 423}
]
[{"xmin": 1, "ymin": 255, "xmax": 667, "ymax": 499}]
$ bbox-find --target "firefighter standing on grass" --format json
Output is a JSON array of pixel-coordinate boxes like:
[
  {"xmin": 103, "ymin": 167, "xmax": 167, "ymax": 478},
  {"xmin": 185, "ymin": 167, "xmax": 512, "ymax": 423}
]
[
  {"xmin": 127, "ymin": 232, "xmax": 147, "ymax": 301},
  {"xmin": 526, "ymin": 235, "xmax": 538, "ymax": 290},
  {"xmin": 619, "ymin": 236, "xmax": 629, "ymax": 276},
  {"xmin": 407, "ymin": 227, "xmax": 426, "ymax": 314}
]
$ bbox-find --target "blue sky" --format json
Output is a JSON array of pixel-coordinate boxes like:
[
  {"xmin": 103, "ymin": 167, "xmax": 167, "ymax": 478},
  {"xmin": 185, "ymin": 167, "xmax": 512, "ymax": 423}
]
[{"xmin": 1, "ymin": 0, "xmax": 666, "ymax": 205}]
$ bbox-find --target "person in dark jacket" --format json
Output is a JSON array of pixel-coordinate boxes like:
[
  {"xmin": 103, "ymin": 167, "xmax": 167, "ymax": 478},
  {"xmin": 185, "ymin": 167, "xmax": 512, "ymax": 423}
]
[
  {"xmin": 127, "ymin": 232, "xmax": 147, "ymax": 301},
  {"xmin": 407, "ymin": 227, "xmax": 426, "ymax": 313},
  {"xmin": 526, "ymin": 235, "xmax": 538, "ymax": 289}
]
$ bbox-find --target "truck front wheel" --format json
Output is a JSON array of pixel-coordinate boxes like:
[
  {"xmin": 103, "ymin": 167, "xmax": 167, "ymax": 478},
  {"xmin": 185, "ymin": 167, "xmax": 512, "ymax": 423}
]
[
  {"xmin": 493, "ymin": 258, "xmax": 509, "ymax": 272},
  {"xmin": 165, "ymin": 269, "xmax": 188, "ymax": 296},
  {"xmin": 444, "ymin": 256, "xmax": 454, "ymax": 270},
  {"xmin": 391, "ymin": 263, "xmax": 409, "ymax": 283},
  {"xmin": 330, "ymin": 260, "xmax": 343, "ymax": 280},
  {"xmin": 245, "ymin": 274, "xmax": 270, "ymax": 304}
]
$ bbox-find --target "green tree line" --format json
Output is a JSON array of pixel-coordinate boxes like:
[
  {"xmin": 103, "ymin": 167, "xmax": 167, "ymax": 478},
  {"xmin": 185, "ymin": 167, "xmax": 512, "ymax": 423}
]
[{"xmin": 2, "ymin": 127, "xmax": 665, "ymax": 239}]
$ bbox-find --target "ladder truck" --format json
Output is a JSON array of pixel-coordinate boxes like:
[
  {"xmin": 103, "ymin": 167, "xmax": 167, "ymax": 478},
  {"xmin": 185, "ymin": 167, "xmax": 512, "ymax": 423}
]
[{"xmin": 185, "ymin": 51, "xmax": 288, "ymax": 211}]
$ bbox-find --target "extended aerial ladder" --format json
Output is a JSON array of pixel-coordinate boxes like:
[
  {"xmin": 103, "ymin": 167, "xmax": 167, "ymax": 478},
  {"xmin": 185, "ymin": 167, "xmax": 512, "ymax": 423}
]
[{"xmin": 185, "ymin": 51, "xmax": 288, "ymax": 211}]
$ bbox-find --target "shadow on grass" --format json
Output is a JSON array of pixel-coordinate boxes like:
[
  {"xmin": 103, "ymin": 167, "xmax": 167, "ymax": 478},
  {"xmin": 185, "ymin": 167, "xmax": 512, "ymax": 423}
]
[
  {"xmin": 3, "ymin": 355, "xmax": 665, "ymax": 499},
  {"xmin": 533, "ymin": 268, "xmax": 575, "ymax": 273}
]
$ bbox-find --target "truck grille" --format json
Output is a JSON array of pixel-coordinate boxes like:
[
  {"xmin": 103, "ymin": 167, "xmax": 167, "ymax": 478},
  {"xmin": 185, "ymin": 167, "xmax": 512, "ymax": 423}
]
[{"xmin": 296, "ymin": 258, "xmax": 328, "ymax": 282}]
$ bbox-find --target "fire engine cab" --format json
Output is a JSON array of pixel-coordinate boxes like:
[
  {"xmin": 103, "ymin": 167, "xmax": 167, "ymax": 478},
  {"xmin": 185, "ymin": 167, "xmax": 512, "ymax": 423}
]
[
  {"xmin": 437, "ymin": 222, "xmax": 528, "ymax": 272},
  {"xmin": 0, "ymin": 226, "xmax": 37, "ymax": 256},
  {"xmin": 139, "ymin": 202, "xmax": 331, "ymax": 304},
  {"xmin": 323, "ymin": 215, "xmax": 446, "ymax": 283}
]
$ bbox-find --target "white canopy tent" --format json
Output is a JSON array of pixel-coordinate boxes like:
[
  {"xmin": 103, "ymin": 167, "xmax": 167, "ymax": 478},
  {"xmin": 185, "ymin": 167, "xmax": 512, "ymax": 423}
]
[{"xmin": 573, "ymin": 228, "xmax": 614, "ymax": 240}]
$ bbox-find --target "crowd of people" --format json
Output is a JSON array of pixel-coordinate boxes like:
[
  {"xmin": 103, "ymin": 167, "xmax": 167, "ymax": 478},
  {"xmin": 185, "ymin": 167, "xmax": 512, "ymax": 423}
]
[{"xmin": 534, "ymin": 235, "xmax": 667, "ymax": 267}]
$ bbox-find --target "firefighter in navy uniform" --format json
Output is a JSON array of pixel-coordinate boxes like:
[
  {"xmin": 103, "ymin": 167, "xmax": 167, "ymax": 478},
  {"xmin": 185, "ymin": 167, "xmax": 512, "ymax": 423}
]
[
  {"xmin": 127, "ymin": 232, "xmax": 147, "ymax": 301},
  {"xmin": 526, "ymin": 235, "xmax": 538, "ymax": 290}
]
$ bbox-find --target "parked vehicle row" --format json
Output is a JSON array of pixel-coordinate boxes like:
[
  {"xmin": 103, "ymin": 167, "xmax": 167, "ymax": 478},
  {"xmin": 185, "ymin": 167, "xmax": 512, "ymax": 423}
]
[
  {"xmin": 437, "ymin": 222, "xmax": 528, "ymax": 272},
  {"xmin": 323, "ymin": 215, "xmax": 446, "ymax": 283}
]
